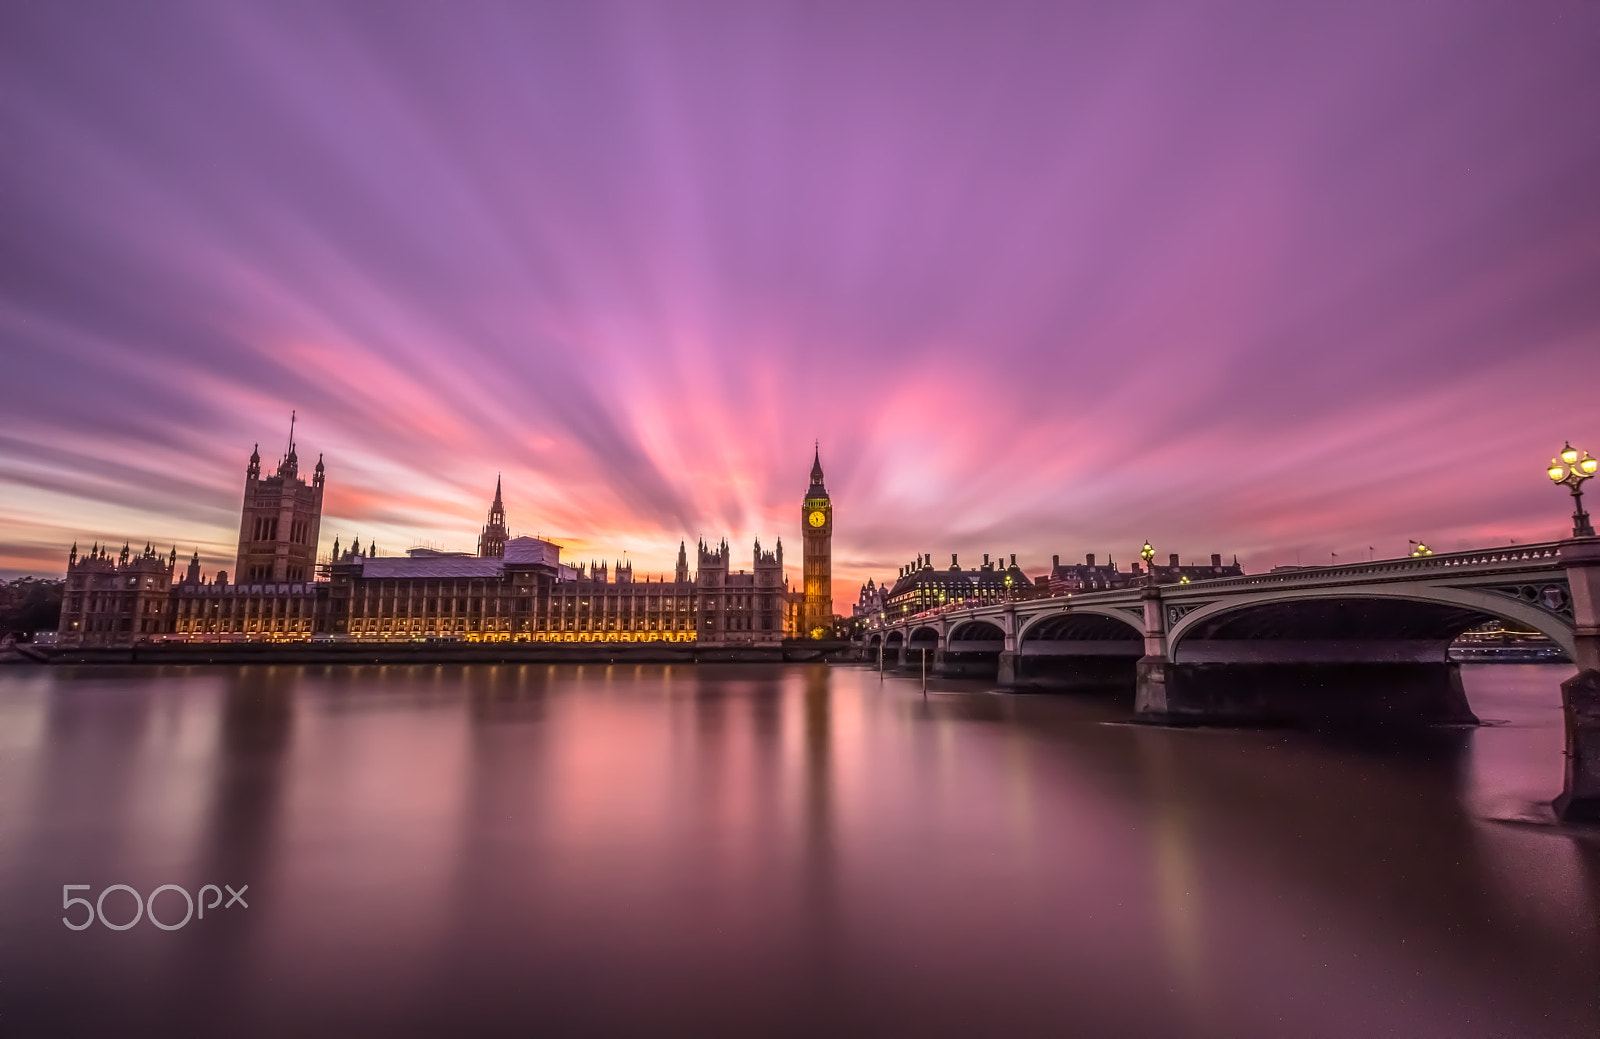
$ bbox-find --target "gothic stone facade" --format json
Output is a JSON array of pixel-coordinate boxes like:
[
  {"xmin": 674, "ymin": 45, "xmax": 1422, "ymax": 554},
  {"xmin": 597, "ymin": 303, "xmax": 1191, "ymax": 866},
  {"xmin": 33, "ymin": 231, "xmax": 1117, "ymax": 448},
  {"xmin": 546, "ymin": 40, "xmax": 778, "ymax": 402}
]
[
  {"xmin": 59, "ymin": 436, "xmax": 803, "ymax": 647},
  {"xmin": 236, "ymin": 434, "xmax": 324, "ymax": 584}
]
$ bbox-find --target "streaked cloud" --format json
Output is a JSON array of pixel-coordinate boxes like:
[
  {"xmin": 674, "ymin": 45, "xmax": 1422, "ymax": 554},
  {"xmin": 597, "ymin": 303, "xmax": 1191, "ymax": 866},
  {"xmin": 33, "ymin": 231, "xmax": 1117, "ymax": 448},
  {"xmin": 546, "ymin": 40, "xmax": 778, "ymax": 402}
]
[{"xmin": 2, "ymin": 2, "xmax": 1597, "ymax": 605}]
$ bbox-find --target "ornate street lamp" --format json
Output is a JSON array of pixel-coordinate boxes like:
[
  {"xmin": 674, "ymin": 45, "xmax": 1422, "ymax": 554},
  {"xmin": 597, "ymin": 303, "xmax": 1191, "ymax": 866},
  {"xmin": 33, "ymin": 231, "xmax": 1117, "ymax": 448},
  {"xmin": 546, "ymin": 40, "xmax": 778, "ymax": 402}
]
[
  {"xmin": 1140, "ymin": 540, "xmax": 1155, "ymax": 586},
  {"xmin": 1548, "ymin": 441, "xmax": 1598, "ymax": 537}
]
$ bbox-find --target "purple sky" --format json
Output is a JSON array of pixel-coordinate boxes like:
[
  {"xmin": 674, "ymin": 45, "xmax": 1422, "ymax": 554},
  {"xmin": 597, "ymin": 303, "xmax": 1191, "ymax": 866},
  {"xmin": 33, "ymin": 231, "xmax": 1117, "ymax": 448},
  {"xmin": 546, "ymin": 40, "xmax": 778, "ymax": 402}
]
[{"xmin": 3, "ymin": 2, "xmax": 1598, "ymax": 606}]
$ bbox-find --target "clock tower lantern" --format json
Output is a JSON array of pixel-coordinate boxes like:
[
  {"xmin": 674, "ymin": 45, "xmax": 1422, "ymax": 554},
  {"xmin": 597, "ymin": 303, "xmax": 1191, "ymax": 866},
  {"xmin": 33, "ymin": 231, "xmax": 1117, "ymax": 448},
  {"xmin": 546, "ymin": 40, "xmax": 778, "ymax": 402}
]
[{"xmin": 801, "ymin": 446, "xmax": 833, "ymax": 638}]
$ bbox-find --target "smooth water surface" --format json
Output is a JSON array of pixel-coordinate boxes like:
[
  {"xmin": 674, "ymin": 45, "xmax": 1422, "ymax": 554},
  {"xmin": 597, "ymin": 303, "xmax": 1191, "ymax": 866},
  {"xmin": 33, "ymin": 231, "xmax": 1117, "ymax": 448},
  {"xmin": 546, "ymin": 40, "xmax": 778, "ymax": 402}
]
[{"xmin": 2, "ymin": 663, "xmax": 1597, "ymax": 1037}]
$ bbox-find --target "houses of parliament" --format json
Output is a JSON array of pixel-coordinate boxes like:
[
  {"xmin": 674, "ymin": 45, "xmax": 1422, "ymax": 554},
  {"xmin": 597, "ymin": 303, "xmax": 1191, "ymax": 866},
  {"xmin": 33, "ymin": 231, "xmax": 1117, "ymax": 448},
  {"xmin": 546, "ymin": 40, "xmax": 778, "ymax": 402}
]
[{"xmin": 56, "ymin": 429, "xmax": 836, "ymax": 647}]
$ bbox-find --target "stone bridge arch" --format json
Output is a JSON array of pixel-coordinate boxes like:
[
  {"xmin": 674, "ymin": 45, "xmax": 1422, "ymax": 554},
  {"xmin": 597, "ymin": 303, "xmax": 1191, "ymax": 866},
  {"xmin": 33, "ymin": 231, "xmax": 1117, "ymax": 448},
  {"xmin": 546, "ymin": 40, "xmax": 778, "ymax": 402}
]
[
  {"xmin": 905, "ymin": 626, "xmax": 939, "ymax": 668},
  {"xmin": 1144, "ymin": 585, "xmax": 1577, "ymax": 729},
  {"xmin": 1016, "ymin": 607, "xmax": 1144, "ymax": 644},
  {"xmin": 881, "ymin": 630, "xmax": 904, "ymax": 660},
  {"xmin": 934, "ymin": 619, "xmax": 1008, "ymax": 678},
  {"xmin": 1005, "ymin": 607, "xmax": 1145, "ymax": 691},
  {"xmin": 1166, "ymin": 584, "xmax": 1576, "ymax": 663}
]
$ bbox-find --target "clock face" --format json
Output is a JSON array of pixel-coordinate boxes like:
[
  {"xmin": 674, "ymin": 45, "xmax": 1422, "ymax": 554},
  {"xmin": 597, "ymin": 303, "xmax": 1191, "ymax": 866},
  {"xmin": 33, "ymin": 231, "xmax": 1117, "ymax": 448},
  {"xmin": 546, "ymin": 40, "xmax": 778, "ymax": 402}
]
[{"xmin": 808, "ymin": 510, "xmax": 827, "ymax": 528}]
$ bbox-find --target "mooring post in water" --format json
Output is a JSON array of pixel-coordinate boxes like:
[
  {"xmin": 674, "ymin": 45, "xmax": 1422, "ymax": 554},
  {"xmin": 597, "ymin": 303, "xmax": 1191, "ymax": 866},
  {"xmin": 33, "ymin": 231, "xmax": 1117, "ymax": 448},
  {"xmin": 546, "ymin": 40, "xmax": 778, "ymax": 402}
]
[
  {"xmin": 879, "ymin": 641, "xmax": 884, "ymax": 680},
  {"xmin": 921, "ymin": 645, "xmax": 927, "ymax": 693}
]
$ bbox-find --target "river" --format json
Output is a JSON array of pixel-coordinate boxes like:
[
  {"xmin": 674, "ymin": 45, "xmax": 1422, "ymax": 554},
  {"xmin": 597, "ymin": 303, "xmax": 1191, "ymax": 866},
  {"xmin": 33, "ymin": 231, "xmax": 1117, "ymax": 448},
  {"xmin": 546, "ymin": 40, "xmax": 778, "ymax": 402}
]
[{"xmin": 1, "ymin": 662, "xmax": 1596, "ymax": 1037}]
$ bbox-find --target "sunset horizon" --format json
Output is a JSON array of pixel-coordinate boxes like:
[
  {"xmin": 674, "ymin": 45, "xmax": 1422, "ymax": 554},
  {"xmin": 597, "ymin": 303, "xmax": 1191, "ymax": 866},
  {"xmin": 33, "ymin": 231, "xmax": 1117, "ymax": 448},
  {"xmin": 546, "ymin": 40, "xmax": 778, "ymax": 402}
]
[{"xmin": 4, "ymin": 4, "xmax": 1598, "ymax": 607}]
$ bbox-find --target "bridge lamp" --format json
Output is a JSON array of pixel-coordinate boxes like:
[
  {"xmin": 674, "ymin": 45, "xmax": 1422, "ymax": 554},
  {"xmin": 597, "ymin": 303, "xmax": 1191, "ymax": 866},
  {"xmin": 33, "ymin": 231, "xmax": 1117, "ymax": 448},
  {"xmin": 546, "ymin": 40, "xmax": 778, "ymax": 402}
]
[
  {"xmin": 1140, "ymin": 541, "xmax": 1156, "ymax": 587},
  {"xmin": 1548, "ymin": 441, "xmax": 1597, "ymax": 538}
]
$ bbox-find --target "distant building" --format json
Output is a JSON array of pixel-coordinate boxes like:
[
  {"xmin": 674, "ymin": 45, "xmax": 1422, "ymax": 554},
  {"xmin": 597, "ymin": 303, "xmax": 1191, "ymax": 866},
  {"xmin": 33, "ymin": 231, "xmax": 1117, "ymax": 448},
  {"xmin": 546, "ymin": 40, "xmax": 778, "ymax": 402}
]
[
  {"xmin": 58, "ymin": 542, "xmax": 178, "ymax": 646},
  {"xmin": 855, "ymin": 549, "xmax": 1249, "ymax": 625},
  {"xmin": 57, "ymin": 433, "xmax": 809, "ymax": 647},
  {"xmin": 880, "ymin": 553, "xmax": 1031, "ymax": 618},
  {"xmin": 171, "ymin": 547, "xmax": 321, "ymax": 639},
  {"xmin": 235, "ymin": 420, "xmax": 324, "ymax": 583},
  {"xmin": 1134, "ymin": 553, "xmax": 1243, "ymax": 584},
  {"xmin": 853, "ymin": 577, "xmax": 889, "ymax": 622},
  {"xmin": 1045, "ymin": 553, "xmax": 1131, "ymax": 595},
  {"xmin": 478, "ymin": 477, "xmax": 508, "ymax": 558},
  {"xmin": 801, "ymin": 448, "xmax": 833, "ymax": 638}
]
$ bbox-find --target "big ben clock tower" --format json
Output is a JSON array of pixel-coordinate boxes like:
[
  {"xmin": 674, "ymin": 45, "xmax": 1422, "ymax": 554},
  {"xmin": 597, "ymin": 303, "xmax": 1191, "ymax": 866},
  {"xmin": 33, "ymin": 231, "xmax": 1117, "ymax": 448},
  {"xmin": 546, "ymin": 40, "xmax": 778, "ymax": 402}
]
[{"xmin": 801, "ymin": 445, "xmax": 833, "ymax": 638}]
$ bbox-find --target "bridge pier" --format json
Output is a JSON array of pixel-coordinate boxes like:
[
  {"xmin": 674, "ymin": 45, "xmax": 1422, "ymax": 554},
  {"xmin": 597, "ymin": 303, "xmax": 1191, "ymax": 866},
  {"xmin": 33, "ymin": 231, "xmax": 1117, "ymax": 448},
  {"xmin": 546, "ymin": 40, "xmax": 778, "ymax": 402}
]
[
  {"xmin": 1132, "ymin": 578, "xmax": 1480, "ymax": 726},
  {"xmin": 1555, "ymin": 670, "xmax": 1600, "ymax": 821},
  {"xmin": 1556, "ymin": 538, "xmax": 1600, "ymax": 820},
  {"xmin": 1133, "ymin": 581, "xmax": 1177, "ymax": 718}
]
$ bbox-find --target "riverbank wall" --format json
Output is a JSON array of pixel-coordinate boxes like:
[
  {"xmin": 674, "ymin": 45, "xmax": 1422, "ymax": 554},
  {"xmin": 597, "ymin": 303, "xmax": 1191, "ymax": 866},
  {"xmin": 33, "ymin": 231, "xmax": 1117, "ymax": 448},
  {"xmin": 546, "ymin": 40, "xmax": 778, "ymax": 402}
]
[{"xmin": 2, "ymin": 640, "xmax": 858, "ymax": 667}]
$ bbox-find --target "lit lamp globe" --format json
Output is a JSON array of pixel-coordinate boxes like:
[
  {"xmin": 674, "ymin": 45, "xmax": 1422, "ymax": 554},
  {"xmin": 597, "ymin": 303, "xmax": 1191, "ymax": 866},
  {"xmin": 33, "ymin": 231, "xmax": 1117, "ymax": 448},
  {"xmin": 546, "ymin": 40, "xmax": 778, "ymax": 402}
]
[{"xmin": 1548, "ymin": 441, "xmax": 1598, "ymax": 537}]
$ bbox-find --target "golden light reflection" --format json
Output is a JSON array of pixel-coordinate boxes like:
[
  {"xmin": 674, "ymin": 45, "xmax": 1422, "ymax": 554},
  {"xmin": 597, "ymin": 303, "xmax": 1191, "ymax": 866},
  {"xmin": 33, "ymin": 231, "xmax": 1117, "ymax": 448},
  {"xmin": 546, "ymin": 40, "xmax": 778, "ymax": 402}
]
[{"xmin": 1135, "ymin": 730, "xmax": 1212, "ymax": 1031}]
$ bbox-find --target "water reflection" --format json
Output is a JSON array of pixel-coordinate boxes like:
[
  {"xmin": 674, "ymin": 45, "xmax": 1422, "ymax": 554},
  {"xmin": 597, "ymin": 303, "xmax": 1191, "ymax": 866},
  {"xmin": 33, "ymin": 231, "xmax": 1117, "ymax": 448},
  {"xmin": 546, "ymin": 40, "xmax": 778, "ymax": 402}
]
[{"xmin": 0, "ymin": 663, "xmax": 1597, "ymax": 1036}]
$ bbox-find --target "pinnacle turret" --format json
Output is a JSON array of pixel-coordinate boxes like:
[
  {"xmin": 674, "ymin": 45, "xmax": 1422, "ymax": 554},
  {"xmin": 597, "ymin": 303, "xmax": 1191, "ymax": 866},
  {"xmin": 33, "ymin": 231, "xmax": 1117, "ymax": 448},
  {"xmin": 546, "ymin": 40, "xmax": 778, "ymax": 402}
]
[{"xmin": 479, "ymin": 476, "xmax": 509, "ymax": 558}]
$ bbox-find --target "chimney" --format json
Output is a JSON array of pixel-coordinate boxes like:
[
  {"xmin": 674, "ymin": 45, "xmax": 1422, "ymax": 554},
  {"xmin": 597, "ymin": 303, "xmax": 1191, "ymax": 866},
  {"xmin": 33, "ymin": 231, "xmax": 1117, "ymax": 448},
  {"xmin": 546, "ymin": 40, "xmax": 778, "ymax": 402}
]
[
  {"xmin": 1052, "ymin": 554, "xmax": 1060, "ymax": 568},
  {"xmin": 1211, "ymin": 553, "xmax": 1222, "ymax": 567},
  {"xmin": 1086, "ymin": 553, "xmax": 1095, "ymax": 566},
  {"xmin": 983, "ymin": 553, "xmax": 990, "ymax": 567},
  {"xmin": 951, "ymin": 553, "xmax": 959, "ymax": 567},
  {"xmin": 1010, "ymin": 554, "xmax": 1017, "ymax": 566},
  {"xmin": 1169, "ymin": 553, "xmax": 1180, "ymax": 568}
]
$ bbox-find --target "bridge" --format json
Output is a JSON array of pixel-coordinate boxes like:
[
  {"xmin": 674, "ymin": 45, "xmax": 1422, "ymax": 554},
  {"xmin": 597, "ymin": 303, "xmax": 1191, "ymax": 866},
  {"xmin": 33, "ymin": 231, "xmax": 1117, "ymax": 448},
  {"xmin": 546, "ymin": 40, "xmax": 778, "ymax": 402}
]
[{"xmin": 858, "ymin": 537, "xmax": 1600, "ymax": 820}]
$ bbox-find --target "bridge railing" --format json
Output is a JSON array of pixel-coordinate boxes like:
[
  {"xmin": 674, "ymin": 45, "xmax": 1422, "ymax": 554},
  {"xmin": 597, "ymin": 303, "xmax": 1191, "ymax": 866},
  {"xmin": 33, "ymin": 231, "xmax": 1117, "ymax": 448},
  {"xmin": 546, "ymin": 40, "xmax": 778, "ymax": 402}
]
[
  {"xmin": 860, "ymin": 543, "xmax": 1566, "ymax": 631},
  {"xmin": 1144, "ymin": 542, "xmax": 1564, "ymax": 595}
]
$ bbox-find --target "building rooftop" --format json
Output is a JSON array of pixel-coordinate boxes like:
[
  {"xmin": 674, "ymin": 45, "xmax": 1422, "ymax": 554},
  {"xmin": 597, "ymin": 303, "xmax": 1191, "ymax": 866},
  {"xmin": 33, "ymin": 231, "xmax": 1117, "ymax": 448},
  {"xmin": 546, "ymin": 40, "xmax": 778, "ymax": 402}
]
[{"xmin": 353, "ymin": 535, "xmax": 561, "ymax": 579}]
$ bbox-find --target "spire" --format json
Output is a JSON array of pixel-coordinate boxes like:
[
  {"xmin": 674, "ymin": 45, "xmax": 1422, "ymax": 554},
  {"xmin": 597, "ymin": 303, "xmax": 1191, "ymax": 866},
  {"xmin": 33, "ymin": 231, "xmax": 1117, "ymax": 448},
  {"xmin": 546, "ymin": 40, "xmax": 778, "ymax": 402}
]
[
  {"xmin": 479, "ymin": 475, "xmax": 508, "ymax": 558},
  {"xmin": 247, "ymin": 443, "xmax": 261, "ymax": 480},
  {"xmin": 808, "ymin": 442, "xmax": 826, "ymax": 493},
  {"xmin": 278, "ymin": 412, "xmax": 300, "ymax": 479}
]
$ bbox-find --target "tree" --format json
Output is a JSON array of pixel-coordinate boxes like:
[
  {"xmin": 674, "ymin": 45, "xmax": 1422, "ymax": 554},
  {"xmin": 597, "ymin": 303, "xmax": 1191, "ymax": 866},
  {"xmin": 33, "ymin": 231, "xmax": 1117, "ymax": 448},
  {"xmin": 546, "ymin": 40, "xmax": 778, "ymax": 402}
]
[{"xmin": 0, "ymin": 578, "xmax": 64, "ymax": 639}]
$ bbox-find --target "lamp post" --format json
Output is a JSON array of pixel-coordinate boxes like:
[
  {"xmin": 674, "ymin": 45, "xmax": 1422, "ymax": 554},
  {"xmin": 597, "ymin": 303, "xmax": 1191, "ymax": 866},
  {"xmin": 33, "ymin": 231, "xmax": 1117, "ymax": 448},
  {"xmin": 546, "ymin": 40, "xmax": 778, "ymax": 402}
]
[
  {"xmin": 1140, "ymin": 541, "xmax": 1155, "ymax": 586},
  {"xmin": 1548, "ymin": 441, "xmax": 1598, "ymax": 538}
]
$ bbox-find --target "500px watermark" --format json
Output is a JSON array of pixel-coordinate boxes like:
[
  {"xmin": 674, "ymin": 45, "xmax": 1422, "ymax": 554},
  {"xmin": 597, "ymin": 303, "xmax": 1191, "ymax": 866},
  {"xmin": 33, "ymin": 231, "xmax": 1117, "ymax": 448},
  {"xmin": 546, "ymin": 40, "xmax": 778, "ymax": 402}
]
[{"xmin": 62, "ymin": 883, "xmax": 248, "ymax": 931}]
